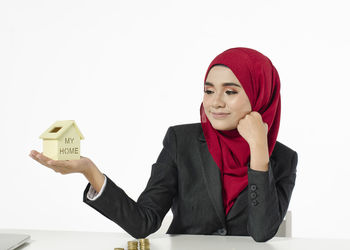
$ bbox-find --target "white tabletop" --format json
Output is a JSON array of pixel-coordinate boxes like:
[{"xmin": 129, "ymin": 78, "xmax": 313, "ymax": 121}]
[{"xmin": 1, "ymin": 228, "xmax": 349, "ymax": 250}]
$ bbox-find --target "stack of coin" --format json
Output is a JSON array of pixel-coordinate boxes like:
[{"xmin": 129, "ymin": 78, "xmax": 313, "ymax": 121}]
[
  {"xmin": 138, "ymin": 238, "xmax": 150, "ymax": 250},
  {"xmin": 114, "ymin": 248, "xmax": 124, "ymax": 250},
  {"xmin": 127, "ymin": 240, "xmax": 138, "ymax": 250}
]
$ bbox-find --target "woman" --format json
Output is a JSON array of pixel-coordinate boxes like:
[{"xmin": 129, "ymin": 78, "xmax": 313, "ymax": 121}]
[{"xmin": 29, "ymin": 47, "xmax": 298, "ymax": 242}]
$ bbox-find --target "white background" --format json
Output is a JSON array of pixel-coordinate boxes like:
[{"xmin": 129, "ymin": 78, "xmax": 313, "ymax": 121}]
[{"xmin": 1, "ymin": 0, "xmax": 349, "ymax": 239}]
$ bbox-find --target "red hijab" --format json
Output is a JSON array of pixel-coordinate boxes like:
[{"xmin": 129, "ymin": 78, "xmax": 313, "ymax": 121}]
[{"xmin": 200, "ymin": 47, "xmax": 281, "ymax": 215}]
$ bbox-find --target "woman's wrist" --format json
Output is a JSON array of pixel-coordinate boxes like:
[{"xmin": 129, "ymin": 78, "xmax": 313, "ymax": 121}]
[
  {"xmin": 82, "ymin": 161, "xmax": 105, "ymax": 193},
  {"xmin": 249, "ymin": 141, "xmax": 269, "ymax": 172}
]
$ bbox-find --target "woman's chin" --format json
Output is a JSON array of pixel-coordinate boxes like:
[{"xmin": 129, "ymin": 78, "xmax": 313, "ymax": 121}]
[{"xmin": 211, "ymin": 121, "xmax": 236, "ymax": 131}]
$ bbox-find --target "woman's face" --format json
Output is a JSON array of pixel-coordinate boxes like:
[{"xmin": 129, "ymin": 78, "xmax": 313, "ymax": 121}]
[{"xmin": 203, "ymin": 65, "xmax": 252, "ymax": 131}]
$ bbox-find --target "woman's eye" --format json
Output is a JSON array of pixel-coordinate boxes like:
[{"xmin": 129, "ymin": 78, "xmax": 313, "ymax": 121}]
[{"xmin": 204, "ymin": 90, "xmax": 237, "ymax": 95}]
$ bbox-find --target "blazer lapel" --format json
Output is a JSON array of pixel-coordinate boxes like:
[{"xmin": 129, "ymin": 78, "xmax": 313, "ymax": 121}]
[
  {"xmin": 197, "ymin": 128, "xmax": 226, "ymax": 227},
  {"xmin": 225, "ymin": 186, "xmax": 248, "ymax": 221}
]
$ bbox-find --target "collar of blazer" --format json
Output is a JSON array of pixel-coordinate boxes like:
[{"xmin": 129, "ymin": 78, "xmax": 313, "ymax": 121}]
[
  {"xmin": 197, "ymin": 128, "xmax": 226, "ymax": 226},
  {"xmin": 198, "ymin": 128, "xmax": 206, "ymax": 142}
]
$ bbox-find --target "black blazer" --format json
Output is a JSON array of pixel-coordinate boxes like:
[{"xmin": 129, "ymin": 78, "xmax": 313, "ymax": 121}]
[{"xmin": 83, "ymin": 122, "xmax": 298, "ymax": 242}]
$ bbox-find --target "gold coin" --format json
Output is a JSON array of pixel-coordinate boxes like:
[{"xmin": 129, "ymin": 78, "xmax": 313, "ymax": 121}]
[
  {"xmin": 139, "ymin": 238, "xmax": 150, "ymax": 244},
  {"xmin": 139, "ymin": 238, "xmax": 150, "ymax": 250},
  {"xmin": 127, "ymin": 240, "xmax": 138, "ymax": 250}
]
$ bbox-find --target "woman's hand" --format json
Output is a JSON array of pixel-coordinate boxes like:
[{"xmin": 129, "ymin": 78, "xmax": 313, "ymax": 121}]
[
  {"xmin": 237, "ymin": 111, "xmax": 268, "ymax": 147},
  {"xmin": 29, "ymin": 150, "xmax": 105, "ymax": 192},
  {"xmin": 237, "ymin": 111, "xmax": 270, "ymax": 171},
  {"xmin": 29, "ymin": 150, "xmax": 93, "ymax": 175}
]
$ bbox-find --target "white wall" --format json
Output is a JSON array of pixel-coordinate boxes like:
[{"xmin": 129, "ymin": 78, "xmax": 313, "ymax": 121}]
[{"xmin": 1, "ymin": 0, "xmax": 349, "ymax": 239}]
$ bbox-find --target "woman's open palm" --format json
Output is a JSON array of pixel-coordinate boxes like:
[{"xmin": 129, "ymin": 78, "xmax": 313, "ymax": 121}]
[{"xmin": 29, "ymin": 150, "xmax": 93, "ymax": 175}]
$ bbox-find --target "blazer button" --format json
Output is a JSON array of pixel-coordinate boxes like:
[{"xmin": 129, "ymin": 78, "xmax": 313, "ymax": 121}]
[
  {"xmin": 251, "ymin": 200, "xmax": 259, "ymax": 206},
  {"xmin": 250, "ymin": 184, "xmax": 257, "ymax": 191},
  {"xmin": 250, "ymin": 192, "xmax": 257, "ymax": 198},
  {"xmin": 217, "ymin": 228, "xmax": 227, "ymax": 235}
]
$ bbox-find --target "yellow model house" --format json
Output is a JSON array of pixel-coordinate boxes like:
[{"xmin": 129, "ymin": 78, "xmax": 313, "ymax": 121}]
[{"xmin": 39, "ymin": 120, "xmax": 84, "ymax": 160}]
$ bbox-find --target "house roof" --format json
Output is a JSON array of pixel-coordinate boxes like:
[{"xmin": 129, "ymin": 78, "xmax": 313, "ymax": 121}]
[{"xmin": 39, "ymin": 120, "xmax": 85, "ymax": 140}]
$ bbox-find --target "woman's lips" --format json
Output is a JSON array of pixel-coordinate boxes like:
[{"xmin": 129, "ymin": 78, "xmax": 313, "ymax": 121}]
[{"xmin": 212, "ymin": 112, "xmax": 230, "ymax": 119}]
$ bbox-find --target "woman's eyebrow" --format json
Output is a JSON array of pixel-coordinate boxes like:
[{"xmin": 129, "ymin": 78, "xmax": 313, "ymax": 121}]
[{"xmin": 205, "ymin": 81, "xmax": 241, "ymax": 88}]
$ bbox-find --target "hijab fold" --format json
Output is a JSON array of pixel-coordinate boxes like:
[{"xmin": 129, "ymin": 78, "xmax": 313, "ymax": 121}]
[{"xmin": 199, "ymin": 47, "xmax": 281, "ymax": 215}]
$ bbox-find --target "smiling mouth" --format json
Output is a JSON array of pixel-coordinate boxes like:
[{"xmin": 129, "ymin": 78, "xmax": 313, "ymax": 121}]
[
  {"xmin": 211, "ymin": 112, "xmax": 230, "ymax": 119},
  {"xmin": 212, "ymin": 112, "xmax": 230, "ymax": 115}
]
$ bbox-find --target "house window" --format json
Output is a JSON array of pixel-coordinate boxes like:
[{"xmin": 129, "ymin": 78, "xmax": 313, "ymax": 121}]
[{"xmin": 50, "ymin": 127, "xmax": 62, "ymax": 133}]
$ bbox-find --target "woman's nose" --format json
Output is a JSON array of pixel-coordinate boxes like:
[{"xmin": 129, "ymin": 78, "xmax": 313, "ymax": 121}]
[{"xmin": 212, "ymin": 94, "xmax": 225, "ymax": 107}]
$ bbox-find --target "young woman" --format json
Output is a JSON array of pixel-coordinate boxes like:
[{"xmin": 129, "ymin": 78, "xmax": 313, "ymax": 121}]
[{"xmin": 29, "ymin": 47, "xmax": 298, "ymax": 242}]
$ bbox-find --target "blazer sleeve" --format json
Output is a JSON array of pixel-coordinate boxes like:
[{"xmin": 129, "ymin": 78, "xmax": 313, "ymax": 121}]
[
  {"xmin": 82, "ymin": 126, "xmax": 178, "ymax": 239},
  {"xmin": 86, "ymin": 174, "xmax": 107, "ymax": 201},
  {"xmin": 246, "ymin": 150, "xmax": 298, "ymax": 242}
]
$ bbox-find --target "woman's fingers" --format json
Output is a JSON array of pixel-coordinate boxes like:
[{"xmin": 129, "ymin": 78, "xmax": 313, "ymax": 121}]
[
  {"xmin": 48, "ymin": 159, "xmax": 85, "ymax": 174},
  {"xmin": 29, "ymin": 150, "xmax": 68, "ymax": 174},
  {"xmin": 29, "ymin": 150, "xmax": 52, "ymax": 168},
  {"xmin": 37, "ymin": 152, "xmax": 53, "ymax": 163},
  {"xmin": 47, "ymin": 159, "xmax": 71, "ymax": 168}
]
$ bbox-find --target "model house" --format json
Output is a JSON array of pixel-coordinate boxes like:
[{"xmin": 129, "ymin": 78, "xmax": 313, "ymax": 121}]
[{"xmin": 39, "ymin": 120, "xmax": 84, "ymax": 160}]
